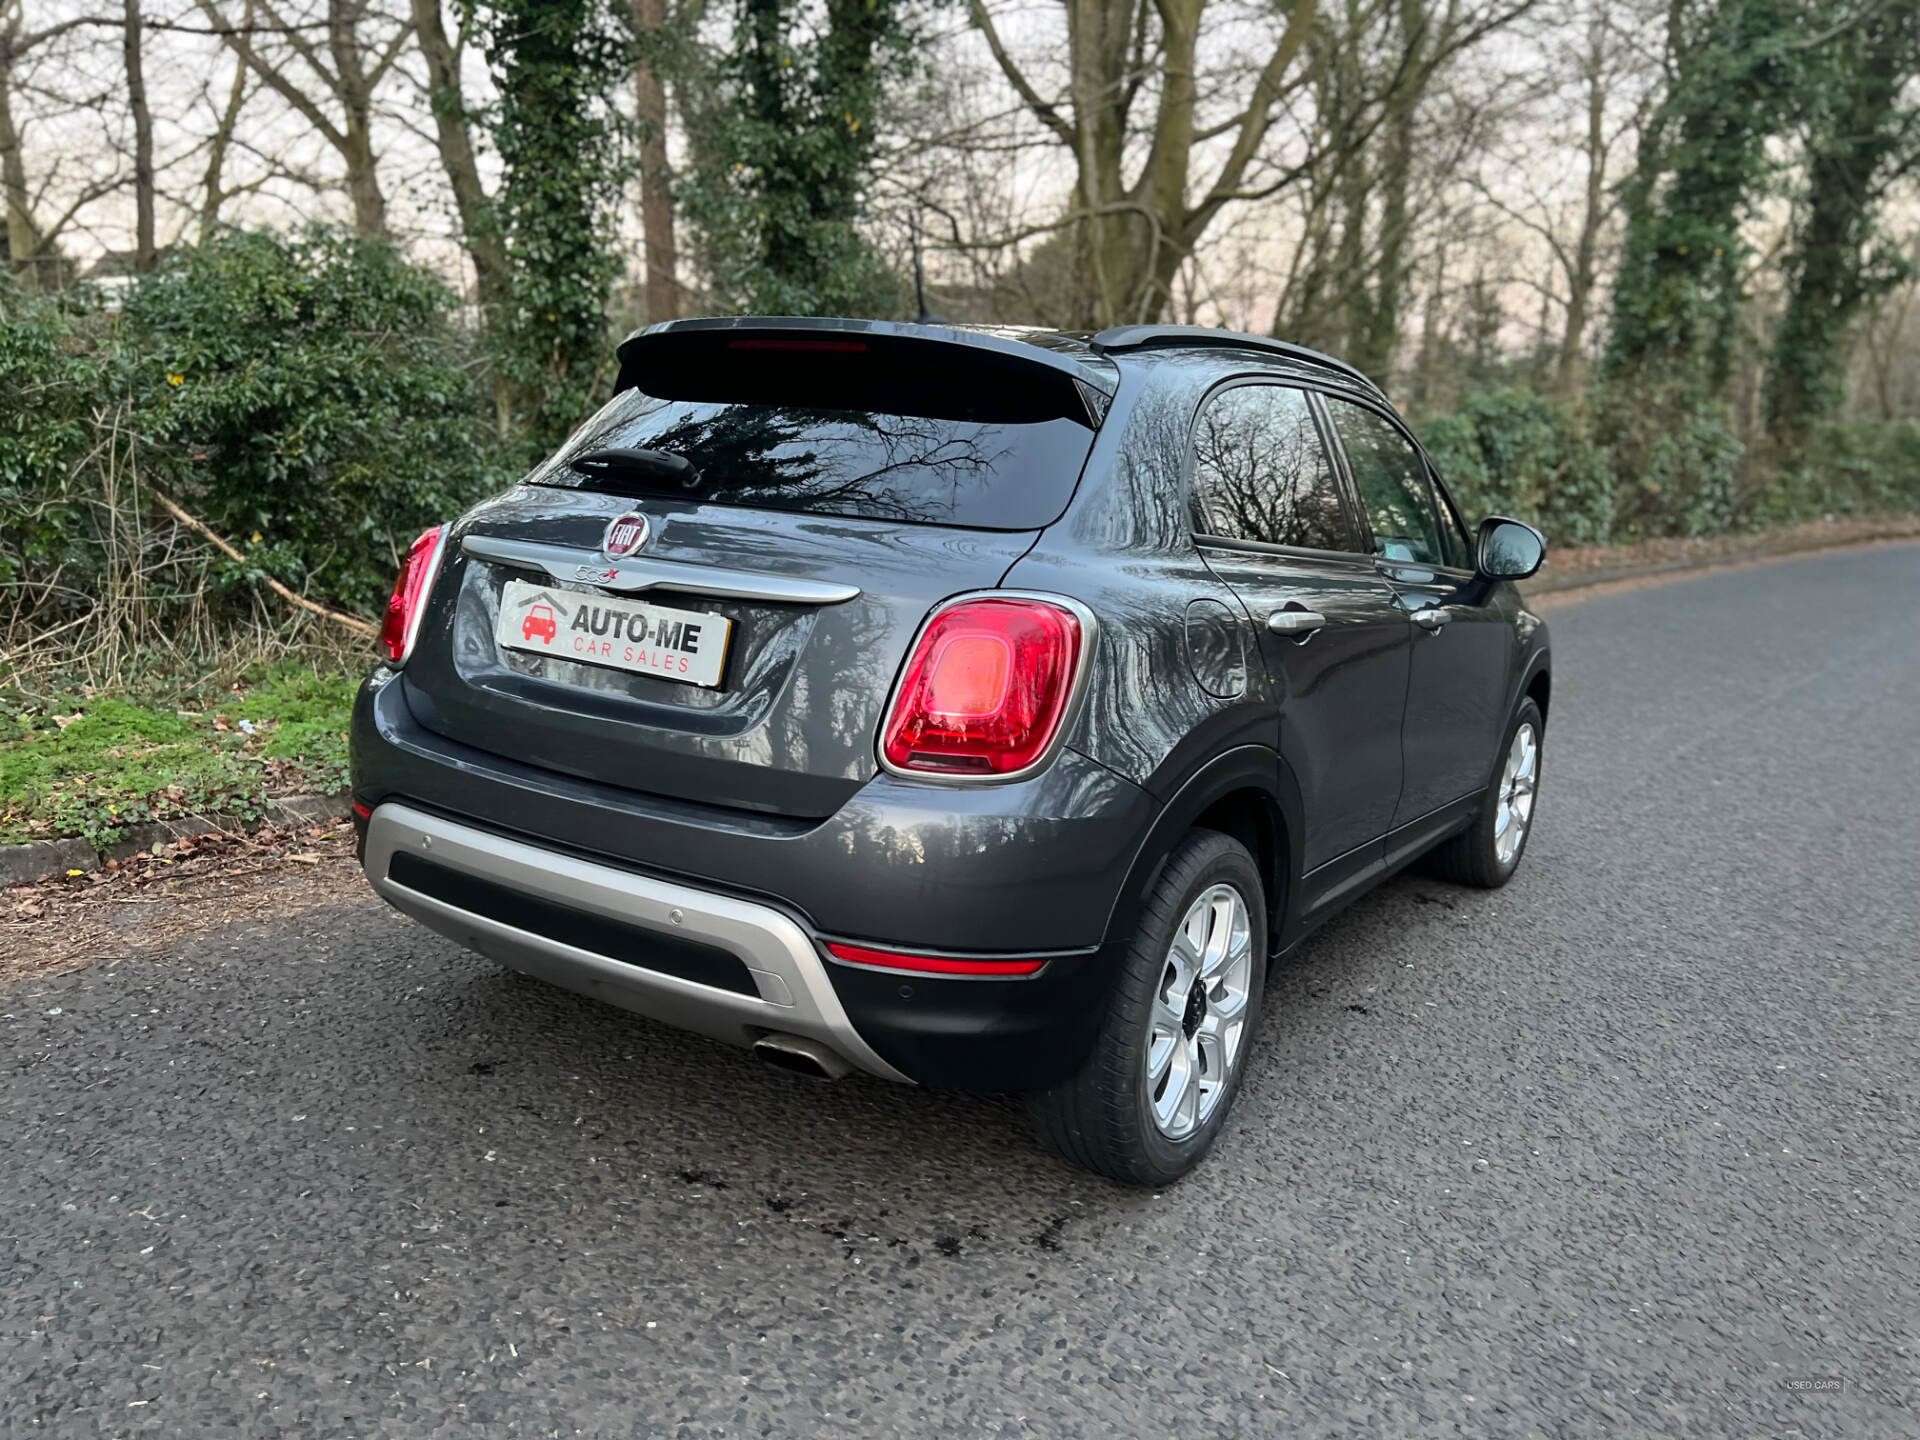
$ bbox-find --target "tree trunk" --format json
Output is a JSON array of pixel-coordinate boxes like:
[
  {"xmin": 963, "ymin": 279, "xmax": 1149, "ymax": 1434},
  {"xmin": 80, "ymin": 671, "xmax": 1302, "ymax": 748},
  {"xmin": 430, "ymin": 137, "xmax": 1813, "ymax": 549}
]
[
  {"xmin": 975, "ymin": 0, "xmax": 1314, "ymax": 329},
  {"xmin": 1349, "ymin": 0, "xmax": 1424, "ymax": 380},
  {"xmin": 1063, "ymin": 0, "xmax": 1137, "ymax": 326},
  {"xmin": 0, "ymin": 26, "xmax": 42, "ymax": 289},
  {"xmin": 123, "ymin": 0, "xmax": 156, "ymax": 270},
  {"xmin": 1412, "ymin": 238, "xmax": 1447, "ymax": 406},
  {"xmin": 412, "ymin": 0, "xmax": 508, "ymax": 306},
  {"xmin": 411, "ymin": 0, "xmax": 515, "ymax": 431},
  {"xmin": 1554, "ymin": 9, "xmax": 1610, "ymax": 402},
  {"xmin": 1331, "ymin": 14, "xmax": 1369, "ymax": 363},
  {"xmin": 329, "ymin": 0, "xmax": 388, "ymax": 236},
  {"xmin": 199, "ymin": 4, "xmax": 252, "ymax": 242},
  {"xmin": 631, "ymin": 0, "xmax": 677, "ymax": 322},
  {"xmin": 1764, "ymin": 3, "xmax": 1915, "ymax": 446}
]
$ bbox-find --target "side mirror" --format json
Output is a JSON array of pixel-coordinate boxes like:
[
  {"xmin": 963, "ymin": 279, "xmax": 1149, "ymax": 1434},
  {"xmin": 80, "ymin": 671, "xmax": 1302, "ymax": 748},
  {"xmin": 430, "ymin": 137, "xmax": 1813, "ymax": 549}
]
[{"xmin": 1476, "ymin": 517, "xmax": 1546, "ymax": 581}]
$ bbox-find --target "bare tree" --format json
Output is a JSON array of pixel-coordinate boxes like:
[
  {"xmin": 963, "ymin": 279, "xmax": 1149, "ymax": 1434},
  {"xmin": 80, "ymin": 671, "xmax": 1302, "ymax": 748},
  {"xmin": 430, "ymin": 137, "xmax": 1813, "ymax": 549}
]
[
  {"xmin": 194, "ymin": 0, "xmax": 411, "ymax": 235},
  {"xmin": 968, "ymin": 0, "xmax": 1321, "ymax": 327},
  {"xmin": 632, "ymin": 0, "xmax": 676, "ymax": 322},
  {"xmin": 1269, "ymin": 0, "xmax": 1538, "ymax": 378},
  {"xmin": 1464, "ymin": 0, "xmax": 1653, "ymax": 398},
  {"xmin": 2, "ymin": 2, "xmax": 127, "ymax": 288},
  {"xmin": 123, "ymin": 0, "xmax": 156, "ymax": 269},
  {"xmin": 197, "ymin": 0, "xmax": 259, "ymax": 240}
]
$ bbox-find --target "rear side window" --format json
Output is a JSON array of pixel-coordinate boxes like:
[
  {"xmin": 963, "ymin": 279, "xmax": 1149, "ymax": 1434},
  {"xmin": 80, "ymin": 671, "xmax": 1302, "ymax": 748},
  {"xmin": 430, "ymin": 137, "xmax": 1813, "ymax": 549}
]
[
  {"xmin": 1189, "ymin": 384, "xmax": 1353, "ymax": 551},
  {"xmin": 527, "ymin": 338, "xmax": 1100, "ymax": 532},
  {"xmin": 1322, "ymin": 398, "xmax": 1450, "ymax": 565}
]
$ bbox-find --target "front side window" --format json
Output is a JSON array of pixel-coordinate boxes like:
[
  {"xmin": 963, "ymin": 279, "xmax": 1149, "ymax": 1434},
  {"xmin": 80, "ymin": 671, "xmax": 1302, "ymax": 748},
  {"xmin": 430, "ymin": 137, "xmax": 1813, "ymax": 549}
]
[
  {"xmin": 1428, "ymin": 476, "xmax": 1474, "ymax": 568},
  {"xmin": 1189, "ymin": 385, "xmax": 1352, "ymax": 552},
  {"xmin": 1322, "ymin": 398, "xmax": 1449, "ymax": 566}
]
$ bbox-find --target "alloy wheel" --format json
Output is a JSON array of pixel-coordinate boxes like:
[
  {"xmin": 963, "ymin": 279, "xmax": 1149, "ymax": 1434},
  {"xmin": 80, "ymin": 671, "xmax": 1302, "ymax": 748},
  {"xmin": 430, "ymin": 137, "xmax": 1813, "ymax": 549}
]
[
  {"xmin": 1145, "ymin": 883, "xmax": 1254, "ymax": 1140},
  {"xmin": 1494, "ymin": 722, "xmax": 1539, "ymax": 868}
]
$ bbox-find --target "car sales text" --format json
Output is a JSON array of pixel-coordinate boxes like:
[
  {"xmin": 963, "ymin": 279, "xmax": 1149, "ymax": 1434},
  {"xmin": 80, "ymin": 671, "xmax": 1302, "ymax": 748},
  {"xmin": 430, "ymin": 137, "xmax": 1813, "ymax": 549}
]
[{"xmin": 569, "ymin": 601, "xmax": 703, "ymax": 674}]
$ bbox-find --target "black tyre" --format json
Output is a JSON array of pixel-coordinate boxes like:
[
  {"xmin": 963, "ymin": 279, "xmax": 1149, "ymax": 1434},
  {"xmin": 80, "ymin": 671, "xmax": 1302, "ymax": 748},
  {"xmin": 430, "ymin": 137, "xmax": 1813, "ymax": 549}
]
[
  {"xmin": 1428, "ymin": 698, "xmax": 1544, "ymax": 889},
  {"xmin": 1030, "ymin": 830, "xmax": 1266, "ymax": 1186}
]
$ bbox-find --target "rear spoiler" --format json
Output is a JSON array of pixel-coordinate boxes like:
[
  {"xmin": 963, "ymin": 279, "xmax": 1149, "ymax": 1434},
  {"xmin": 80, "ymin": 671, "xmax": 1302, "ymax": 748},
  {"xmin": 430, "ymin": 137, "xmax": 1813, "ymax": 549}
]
[{"xmin": 613, "ymin": 317, "xmax": 1120, "ymax": 428}]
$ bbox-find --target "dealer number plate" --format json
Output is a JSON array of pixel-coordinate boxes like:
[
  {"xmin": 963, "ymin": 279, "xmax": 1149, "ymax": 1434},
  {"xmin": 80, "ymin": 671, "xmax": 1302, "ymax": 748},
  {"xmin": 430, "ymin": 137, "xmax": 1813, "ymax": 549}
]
[{"xmin": 496, "ymin": 578, "xmax": 732, "ymax": 688}]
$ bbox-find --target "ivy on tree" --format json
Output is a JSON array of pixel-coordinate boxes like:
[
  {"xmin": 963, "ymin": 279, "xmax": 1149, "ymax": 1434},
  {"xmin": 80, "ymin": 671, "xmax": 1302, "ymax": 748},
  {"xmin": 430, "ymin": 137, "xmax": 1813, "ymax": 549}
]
[
  {"xmin": 1605, "ymin": 0, "xmax": 1803, "ymax": 394},
  {"xmin": 1765, "ymin": 0, "xmax": 1920, "ymax": 446},
  {"xmin": 679, "ymin": 0, "xmax": 909, "ymax": 316},
  {"xmin": 472, "ymin": 0, "xmax": 636, "ymax": 449}
]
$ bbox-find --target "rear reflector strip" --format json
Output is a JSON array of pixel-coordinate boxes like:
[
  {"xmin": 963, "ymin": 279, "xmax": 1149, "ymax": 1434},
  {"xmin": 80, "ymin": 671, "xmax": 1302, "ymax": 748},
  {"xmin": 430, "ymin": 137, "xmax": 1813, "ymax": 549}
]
[
  {"xmin": 351, "ymin": 801, "xmax": 373, "ymax": 821},
  {"xmin": 824, "ymin": 942, "xmax": 1045, "ymax": 977}
]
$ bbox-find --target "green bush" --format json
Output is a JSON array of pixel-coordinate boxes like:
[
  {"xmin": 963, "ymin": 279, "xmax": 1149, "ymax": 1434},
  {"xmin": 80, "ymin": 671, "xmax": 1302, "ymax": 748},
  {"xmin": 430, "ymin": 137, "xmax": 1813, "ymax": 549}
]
[
  {"xmin": 2, "ymin": 228, "xmax": 513, "ymax": 644},
  {"xmin": 1420, "ymin": 388, "xmax": 1615, "ymax": 546},
  {"xmin": 122, "ymin": 228, "xmax": 514, "ymax": 612},
  {"xmin": 1414, "ymin": 381, "xmax": 1917, "ymax": 546},
  {"xmin": 1775, "ymin": 419, "xmax": 1920, "ymax": 522},
  {"xmin": 1597, "ymin": 382, "xmax": 1744, "ymax": 539},
  {"xmin": 0, "ymin": 279, "xmax": 107, "ymax": 593}
]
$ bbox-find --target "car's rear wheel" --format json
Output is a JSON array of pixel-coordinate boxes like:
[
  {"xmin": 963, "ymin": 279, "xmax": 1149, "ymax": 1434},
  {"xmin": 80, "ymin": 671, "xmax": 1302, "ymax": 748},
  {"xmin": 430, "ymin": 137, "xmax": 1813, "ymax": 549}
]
[
  {"xmin": 1030, "ymin": 830, "xmax": 1266, "ymax": 1186},
  {"xmin": 1429, "ymin": 698, "xmax": 1543, "ymax": 888}
]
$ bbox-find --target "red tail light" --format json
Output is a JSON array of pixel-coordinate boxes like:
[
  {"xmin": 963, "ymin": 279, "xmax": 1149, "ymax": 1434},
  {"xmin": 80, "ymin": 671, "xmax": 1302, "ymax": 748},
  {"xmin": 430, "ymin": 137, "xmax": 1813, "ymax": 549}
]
[
  {"xmin": 880, "ymin": 595, "xmax": 1086, "ymax": 777},
  {"xmin": 825, "ymin": 942, "xmax": 1046, "ymax": 977},
  {"xmin": 379, "ymin": 526, "xmax": 445, "ymax": 664}
]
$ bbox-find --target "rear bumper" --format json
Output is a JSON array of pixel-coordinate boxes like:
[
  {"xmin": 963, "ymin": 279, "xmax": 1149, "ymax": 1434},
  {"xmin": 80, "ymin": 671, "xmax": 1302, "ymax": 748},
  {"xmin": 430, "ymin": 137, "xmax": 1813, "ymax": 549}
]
[
  {"xmin": 367, "ymin": 801, "xmax": 914, "ymax": 1082},
  {"xmin": 351, "ymin": 668, "xmax": 1154, "ymax": 952},
  {"xmin": 352, "ymin": 672, "xmax": 1156, "ymax": 1088}
]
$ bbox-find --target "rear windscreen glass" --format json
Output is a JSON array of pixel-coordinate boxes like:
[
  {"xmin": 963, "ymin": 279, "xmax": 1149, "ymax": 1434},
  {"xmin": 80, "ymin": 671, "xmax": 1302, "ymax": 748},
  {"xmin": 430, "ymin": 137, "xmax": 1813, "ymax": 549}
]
[{"xmin": 526, "ymin": 345, "xmax": 1101, "ymax": 531}]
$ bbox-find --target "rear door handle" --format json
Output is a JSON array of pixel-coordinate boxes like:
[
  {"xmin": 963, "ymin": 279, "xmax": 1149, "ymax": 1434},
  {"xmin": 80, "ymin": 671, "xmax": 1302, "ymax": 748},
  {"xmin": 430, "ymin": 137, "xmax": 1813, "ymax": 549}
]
[
  {"xmin": 1267, "ymin": 609, "xmax": 1327, "ymax": 636},
  {"xmin": 1412, "ymin": 606, "xmax": 1451, "ymax": 632}
]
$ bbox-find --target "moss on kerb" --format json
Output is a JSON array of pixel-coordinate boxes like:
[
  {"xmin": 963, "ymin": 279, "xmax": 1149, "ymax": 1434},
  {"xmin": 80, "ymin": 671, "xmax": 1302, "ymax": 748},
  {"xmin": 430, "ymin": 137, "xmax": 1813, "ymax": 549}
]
[{"xmin": 0, "ymin": 664, "xmax": 356, "ymax": 846}]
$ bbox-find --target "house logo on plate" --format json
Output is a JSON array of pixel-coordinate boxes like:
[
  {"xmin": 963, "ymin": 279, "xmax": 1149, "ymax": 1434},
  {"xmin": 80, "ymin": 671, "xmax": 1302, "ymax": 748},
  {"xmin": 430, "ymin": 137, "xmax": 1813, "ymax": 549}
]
[
  {"xmin": 601, "ymin": 511, "xmax": 651, "ymax": 560},
  {"xmin": 513, "ymin": 589, "xmax": 569, "ymax": 647}
]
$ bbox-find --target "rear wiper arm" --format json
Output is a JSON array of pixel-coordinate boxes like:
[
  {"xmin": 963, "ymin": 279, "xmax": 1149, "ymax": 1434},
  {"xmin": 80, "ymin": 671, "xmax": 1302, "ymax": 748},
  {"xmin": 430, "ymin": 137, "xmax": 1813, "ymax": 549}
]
[{"xmin": 568, "ymin": 446, "xmax": 702, "ymax": 490}]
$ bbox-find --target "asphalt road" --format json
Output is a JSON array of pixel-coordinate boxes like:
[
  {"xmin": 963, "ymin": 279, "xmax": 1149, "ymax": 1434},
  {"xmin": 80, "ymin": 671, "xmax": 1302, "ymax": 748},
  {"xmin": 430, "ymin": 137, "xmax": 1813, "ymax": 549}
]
[{"xmin": 6, "ymin": 544, "xmax": 1918, "ymax": 1438}]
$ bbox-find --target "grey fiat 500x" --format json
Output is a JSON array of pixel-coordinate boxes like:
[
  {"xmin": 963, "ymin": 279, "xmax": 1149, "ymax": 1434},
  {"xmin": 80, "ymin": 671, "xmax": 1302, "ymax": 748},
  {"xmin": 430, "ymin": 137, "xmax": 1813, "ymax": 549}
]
[{"xmin": 351, "ymin": 318, "xmax": 1550, "ymax": 1185}]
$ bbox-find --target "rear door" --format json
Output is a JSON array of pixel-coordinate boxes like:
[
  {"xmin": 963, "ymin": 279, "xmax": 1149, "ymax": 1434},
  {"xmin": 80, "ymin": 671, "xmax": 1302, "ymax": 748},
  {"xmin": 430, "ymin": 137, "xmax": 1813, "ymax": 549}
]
[
  {"xmin": 1186, "ymin": 381, "xmax": 1411, "ymax": 875},
  {"xmin": 1319, "ymin": 395, "xmax": 1512, "ymax": 828},
  {"xmin": 401, "ymin": 329, "xmax": 1106, "ymax": 819}
]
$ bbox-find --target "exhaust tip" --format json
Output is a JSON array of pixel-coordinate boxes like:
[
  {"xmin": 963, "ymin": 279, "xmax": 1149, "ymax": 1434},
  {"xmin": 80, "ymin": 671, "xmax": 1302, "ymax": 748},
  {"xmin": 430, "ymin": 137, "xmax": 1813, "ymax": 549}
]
[{"xmin": 753, "ymin": 1033, "xmax": 854, "ymax": 1081}]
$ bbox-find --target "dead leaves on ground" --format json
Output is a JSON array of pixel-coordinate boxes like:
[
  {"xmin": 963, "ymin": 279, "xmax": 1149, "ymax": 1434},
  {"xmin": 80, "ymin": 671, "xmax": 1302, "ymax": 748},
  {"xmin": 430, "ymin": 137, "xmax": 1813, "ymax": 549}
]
[{"xmin": 2, "ymin": 824, "xmax": 368, "ymax": 984}]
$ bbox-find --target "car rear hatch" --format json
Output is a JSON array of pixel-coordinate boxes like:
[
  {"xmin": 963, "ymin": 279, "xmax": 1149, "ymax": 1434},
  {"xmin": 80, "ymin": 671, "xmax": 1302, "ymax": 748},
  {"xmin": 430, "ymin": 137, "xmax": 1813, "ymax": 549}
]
[{"xmin": 400, "ymin": 321, "xmax": 1114, "ymax": 820}]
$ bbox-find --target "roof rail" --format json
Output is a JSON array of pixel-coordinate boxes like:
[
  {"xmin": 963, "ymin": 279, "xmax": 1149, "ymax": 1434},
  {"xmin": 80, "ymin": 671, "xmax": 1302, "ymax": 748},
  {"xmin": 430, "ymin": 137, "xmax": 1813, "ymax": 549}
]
[{"xmin": 1088, "ymin": 325, "xmax": 1381, "ymax": 395}]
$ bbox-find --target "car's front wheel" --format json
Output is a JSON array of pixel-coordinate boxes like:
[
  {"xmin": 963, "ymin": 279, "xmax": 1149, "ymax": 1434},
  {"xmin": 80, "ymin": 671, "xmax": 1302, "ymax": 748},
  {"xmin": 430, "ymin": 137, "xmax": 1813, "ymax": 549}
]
[
  {"xmin": 1030, "ymin": 830, "xmax": 1266, "ymax": 1186},
  {"xmin": 1429, "ymin": 698, "xmax": 1543, "ymax": 888}
]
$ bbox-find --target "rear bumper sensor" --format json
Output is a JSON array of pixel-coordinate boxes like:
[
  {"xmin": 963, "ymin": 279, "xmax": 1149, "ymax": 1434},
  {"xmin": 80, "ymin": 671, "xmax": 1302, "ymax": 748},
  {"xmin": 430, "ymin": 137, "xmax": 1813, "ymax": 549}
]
[{"xmin": 363, "ymin": 802, "xmax": 911, "ymax": 1083}]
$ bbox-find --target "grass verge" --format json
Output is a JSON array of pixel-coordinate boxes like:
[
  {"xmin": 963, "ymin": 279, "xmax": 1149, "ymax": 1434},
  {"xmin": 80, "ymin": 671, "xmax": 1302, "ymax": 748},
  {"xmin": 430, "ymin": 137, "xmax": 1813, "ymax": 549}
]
[{"xmin": 0, "ymin": 658, "xmax": 357, "ymax": 847}]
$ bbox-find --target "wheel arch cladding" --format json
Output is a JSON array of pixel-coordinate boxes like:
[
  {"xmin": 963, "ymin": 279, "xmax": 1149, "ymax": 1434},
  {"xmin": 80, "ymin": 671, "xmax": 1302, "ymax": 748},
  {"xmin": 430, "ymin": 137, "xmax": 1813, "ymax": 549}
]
[
  {"xmin": 1100, "ymin": 745, "xmax": 1298, "ymax": 959},
  {"xmin": 1525, "ymin": 665, "xmax": 1551, "ymax": 724}
]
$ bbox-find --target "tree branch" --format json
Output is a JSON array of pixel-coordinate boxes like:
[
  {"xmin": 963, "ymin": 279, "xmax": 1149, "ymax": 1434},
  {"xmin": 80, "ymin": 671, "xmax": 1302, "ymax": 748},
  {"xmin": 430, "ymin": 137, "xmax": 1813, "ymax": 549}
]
[
  {"xmin": 1188, "ymin": 0, "xmax": 1318, "ymax": 228},
  {"xmin": 193, "ymin": 0, "xmax": 346, "ymax": 150},
  {"xmin": 150, "ymin": 490, "xmax": 377, "ymax": 637},
  {"xmin": 966, "ymin": 0, "xmax": 1076, "ymax": 148}
]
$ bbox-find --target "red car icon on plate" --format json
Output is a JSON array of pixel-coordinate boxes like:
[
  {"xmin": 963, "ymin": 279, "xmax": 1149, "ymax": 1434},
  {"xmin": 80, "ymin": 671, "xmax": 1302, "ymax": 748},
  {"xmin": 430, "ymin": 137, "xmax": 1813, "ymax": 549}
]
[{"xmin": 521, "ymin": 603, "xmax": 558, "ymax": 644}]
